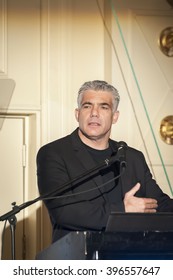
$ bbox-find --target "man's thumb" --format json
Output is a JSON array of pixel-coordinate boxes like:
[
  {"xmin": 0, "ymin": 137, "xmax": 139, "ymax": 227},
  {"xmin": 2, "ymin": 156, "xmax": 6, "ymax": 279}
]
[{"xmin": 126, "ymin": 182, "xmax": 141, "ymax": 197}]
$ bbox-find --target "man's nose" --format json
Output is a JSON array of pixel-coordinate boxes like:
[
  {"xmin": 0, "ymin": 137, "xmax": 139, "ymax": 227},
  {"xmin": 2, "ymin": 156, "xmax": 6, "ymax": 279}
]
[{"xmin": 90, "ymin": 106, "xmax": 99, "ymax": 117}]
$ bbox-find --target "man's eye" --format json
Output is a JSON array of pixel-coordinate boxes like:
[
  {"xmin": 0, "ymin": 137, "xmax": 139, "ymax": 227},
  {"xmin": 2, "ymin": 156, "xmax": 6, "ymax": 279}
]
[
  {"xmin": 83, "ymin": 104, "xmax": 91, "ymax": 109},
  {"xmin": 101, "ymin": 105, "xmax": 109, "ymax": 110}
]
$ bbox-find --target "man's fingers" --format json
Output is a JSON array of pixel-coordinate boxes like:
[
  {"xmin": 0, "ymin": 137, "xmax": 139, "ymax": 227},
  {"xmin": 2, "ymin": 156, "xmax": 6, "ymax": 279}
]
[
  {"xmin": 144, "ymin": 209, "xmax": 157, "ymax": 213},
  {"xmin": 144, "ymin": 198, "xmax": 158, "ymax": 209}
]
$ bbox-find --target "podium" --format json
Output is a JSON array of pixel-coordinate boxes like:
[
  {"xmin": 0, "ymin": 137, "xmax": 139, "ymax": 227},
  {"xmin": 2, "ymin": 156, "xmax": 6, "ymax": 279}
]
[{"xmin": 36, "ymin": 213, "xmax": 173, "ymax": 260}]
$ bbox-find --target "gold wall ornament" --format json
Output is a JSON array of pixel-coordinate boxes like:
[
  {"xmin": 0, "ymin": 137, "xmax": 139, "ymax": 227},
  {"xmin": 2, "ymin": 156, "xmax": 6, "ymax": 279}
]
[
  {"xmin": 158, "ymin": 27, "xmax": 173, "ymax": 57},
  {"xmin": 160, "ymin": 115, "xmax": 173, "ymax": 145}
]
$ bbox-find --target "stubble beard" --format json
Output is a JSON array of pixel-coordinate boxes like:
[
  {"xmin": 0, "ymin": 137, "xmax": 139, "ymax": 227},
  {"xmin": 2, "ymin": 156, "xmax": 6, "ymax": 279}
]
[{"xmin": 78, "ymin": 127, "xmax": 111, "ymax": 143}]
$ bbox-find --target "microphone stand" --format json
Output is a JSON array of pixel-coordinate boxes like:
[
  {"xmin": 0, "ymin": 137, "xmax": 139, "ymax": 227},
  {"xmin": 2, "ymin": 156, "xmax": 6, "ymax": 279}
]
[{"xmin": 0, "ymin": 154, "xmax": 120, "ymax": 260}]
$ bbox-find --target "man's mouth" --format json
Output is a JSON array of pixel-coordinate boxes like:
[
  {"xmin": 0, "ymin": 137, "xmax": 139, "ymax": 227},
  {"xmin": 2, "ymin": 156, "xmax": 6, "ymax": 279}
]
[{"xmin": 88, "ymin": 122, "xmax": 101, "ymax": 126}]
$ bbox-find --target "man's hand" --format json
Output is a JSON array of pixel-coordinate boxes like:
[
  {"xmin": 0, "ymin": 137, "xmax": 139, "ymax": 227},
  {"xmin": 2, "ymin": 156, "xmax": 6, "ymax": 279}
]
[{"xmin": 124, "ymin": 183, "xmax": 158, "ymax": 213}]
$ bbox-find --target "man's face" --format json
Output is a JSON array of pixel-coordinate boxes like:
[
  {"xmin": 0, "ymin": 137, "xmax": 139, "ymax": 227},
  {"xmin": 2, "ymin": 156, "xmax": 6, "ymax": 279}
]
[{"xmin": 75, "ymin": 90, "xmax": 119, "ymax": 144}]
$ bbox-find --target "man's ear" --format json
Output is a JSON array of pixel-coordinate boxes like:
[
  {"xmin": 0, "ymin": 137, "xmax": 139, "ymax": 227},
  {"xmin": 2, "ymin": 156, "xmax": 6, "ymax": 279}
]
[
  {"xmin": 75, "ymin": 108, "xmax": 79, "ymax": 122},
  {"xmin": 112, "ymin": 111, "xmax": 119, "ymax": 124}
]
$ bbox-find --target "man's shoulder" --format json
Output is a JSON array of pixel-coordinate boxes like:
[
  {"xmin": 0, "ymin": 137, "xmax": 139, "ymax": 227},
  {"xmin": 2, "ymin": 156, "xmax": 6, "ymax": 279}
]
[{"xmin": 37, "ymin": 129, "xmax": 78, "ymax": 155}]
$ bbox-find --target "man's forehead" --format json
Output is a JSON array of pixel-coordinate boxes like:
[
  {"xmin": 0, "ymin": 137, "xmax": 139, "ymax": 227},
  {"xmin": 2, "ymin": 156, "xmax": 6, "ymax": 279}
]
[{"xmin": 82, "ymin": 90, "xmax": 113, "ymax": 100}]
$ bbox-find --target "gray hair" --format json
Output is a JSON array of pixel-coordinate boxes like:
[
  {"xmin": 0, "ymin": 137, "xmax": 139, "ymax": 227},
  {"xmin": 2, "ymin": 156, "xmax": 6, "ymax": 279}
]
[{"xmin": 77, "ymin": 80, "xmax": 120, "ymax": 112}]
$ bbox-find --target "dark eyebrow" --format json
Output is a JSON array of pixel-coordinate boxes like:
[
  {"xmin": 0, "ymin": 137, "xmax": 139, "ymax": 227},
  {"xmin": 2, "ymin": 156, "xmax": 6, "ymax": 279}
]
[
  {"xmin": 81, "ymin": 102, "xmax": 111, "ymax": 107},
  {"xmin": 100, "ymin": 102, "xmax": 111, "ymax": 107},
  {"xmin": 81, "ymin": 101, "xmax": 92, "ymax": 106}
]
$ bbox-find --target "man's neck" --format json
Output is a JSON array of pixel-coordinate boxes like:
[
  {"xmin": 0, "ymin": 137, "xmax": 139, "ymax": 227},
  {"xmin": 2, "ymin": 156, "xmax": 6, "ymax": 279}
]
[{"xmin": 78, "ymin": 129, "xmax": 109, "ymax": 150}]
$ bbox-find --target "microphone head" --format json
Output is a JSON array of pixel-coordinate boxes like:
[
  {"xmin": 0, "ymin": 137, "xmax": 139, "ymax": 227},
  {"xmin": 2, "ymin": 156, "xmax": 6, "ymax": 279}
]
[
  {"xmin": 107, "ymin": 141, "xmax": 127, "ymax": 166},
  {"xmin": 117, "ymin": 141, "xmax": 127, "ymax": 149},
  {"xmin": 117, "ymin": 141, "xmax": 127, "ymax": 170}
]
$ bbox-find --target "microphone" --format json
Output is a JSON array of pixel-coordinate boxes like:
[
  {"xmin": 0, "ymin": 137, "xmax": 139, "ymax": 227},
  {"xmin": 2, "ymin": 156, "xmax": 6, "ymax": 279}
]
[
  {"xmin": 105, "ymin": 141, "xmax": 127, "ymax": 169},
  {"xmin": 117, "ymin": 141, "xmax": 127, "ymax": 170}
]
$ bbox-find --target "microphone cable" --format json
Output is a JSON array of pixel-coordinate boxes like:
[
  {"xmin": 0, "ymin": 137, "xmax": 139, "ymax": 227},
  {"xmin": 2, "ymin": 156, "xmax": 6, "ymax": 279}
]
[{"xmin": 41, "ymin": 164, "xmax": 126, "ymax": 202}]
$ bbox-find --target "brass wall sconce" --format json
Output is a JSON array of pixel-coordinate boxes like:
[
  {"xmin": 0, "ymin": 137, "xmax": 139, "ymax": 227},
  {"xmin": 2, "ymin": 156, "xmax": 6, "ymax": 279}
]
[
  {"xmin": 158, "ymin": 27, "xmax": 173, "ymax": 57},
  {"xmin": 160, "ymin": 115, "xmax": 173, "ymax": 145}
]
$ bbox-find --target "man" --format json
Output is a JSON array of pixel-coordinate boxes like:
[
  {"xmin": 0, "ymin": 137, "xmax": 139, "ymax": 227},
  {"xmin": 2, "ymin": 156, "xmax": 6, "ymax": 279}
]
[{"xmin": 37, "ymin": 80, "xmax": 173, "ymax": 243}]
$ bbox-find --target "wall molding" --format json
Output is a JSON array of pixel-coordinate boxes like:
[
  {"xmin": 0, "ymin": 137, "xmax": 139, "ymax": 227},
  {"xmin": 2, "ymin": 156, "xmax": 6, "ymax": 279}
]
[{"xmin": 0, "ymin": 0, "xmax": 7, "ymax": 75}]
